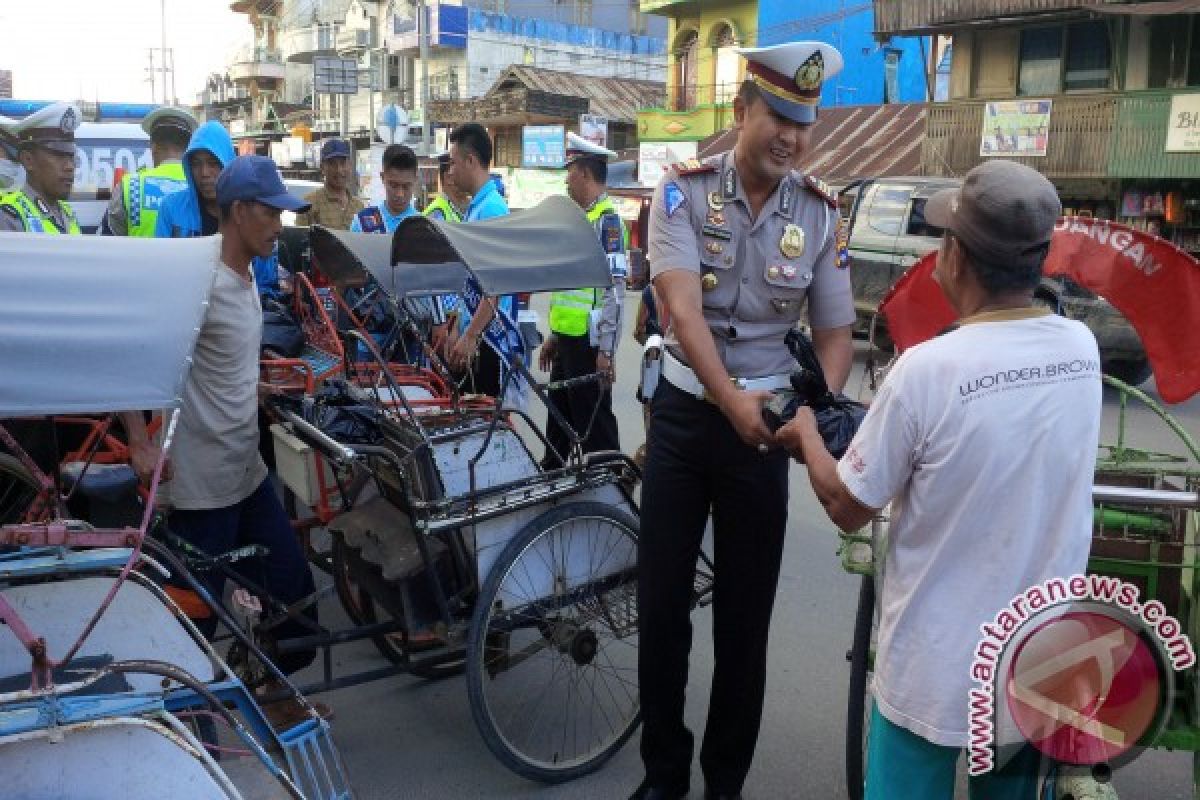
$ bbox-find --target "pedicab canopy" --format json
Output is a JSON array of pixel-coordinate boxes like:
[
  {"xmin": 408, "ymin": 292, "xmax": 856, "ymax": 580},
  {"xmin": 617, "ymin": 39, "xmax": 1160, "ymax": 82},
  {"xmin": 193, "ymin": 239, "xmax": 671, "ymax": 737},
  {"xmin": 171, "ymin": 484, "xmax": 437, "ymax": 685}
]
[
  {"xmin": 0, "ymin": 233, "xmax": 217, "ymax": 417},
  {"xmin": 878, "ymin": 218, "xmax": 1200, "ymax": 404},
  {"xmin": 309, "ymin": 195, "xmax": 611, "ymax": 299}
]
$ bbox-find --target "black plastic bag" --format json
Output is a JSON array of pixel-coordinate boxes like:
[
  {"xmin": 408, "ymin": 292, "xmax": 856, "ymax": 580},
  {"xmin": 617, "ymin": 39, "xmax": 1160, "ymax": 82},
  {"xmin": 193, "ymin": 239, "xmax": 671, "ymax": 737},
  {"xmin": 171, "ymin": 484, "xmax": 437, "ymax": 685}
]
[
  {"xmin": 261, "ymin": 299, "xmax": 306, "ymax": 358},
  {"xmin": 761, "ymin": 329, "xmax": 867, "ymax": 459},
  {"xmin": 303, "ymin": 381, "xmax": 382, "ymax": 445}
]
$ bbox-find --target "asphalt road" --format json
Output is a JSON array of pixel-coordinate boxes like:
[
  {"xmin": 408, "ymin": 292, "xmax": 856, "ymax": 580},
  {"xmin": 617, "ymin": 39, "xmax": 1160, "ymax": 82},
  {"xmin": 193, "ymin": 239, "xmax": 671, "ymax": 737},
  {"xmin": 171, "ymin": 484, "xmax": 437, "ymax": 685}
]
[{"xmin": 294, "ymin": 301, "xmax": 1200, "ymax": 800}]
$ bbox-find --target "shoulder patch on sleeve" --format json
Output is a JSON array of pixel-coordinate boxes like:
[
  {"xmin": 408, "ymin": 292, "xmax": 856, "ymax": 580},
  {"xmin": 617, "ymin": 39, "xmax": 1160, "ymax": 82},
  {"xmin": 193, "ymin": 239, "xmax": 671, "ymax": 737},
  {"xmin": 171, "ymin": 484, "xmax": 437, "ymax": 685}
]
[
  {"xmin": 670, "ymin": 159, "xmax": 717, "ymax": 177},
  {"xmin": 804, "ymin": 175, "xmax": 837, "ymax": 209},
  {"xmin": 599, "ymin": 212, "xmax": 624, "ymax": 255},
  {"xmin": 663, "ymin": 181, "xmax": 687, "ymax": 218},
  {"xmin": 356, "ymin": 207, "xmax": 385, "ymax": 233}
]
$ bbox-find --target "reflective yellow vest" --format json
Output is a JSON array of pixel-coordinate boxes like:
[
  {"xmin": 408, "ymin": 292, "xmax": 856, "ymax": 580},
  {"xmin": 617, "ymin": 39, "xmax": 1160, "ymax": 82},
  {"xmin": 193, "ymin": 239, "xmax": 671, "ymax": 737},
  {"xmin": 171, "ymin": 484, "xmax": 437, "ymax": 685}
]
[
  {"xmin": 0, "ymin": 189, "xmax": 81, "ymax": 234},
  {"xmin": 123, "ymin": 161, "xmax": 187, "ymax": 237},
  {"xmin": 549, "ymin": 196, "xmax": 627, "ymax": 336},
  {"xmin": 422, "ymin": 194, "xmax": 463, "ymax": 223}
]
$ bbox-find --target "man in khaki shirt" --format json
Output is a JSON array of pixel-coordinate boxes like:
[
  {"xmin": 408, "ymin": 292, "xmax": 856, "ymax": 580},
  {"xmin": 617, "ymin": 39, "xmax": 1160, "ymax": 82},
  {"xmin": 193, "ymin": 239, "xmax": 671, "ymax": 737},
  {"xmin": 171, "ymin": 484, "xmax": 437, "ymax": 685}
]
[{"xmin": 294, "ymin": 138, "xmax": 363, "ymax": 230}]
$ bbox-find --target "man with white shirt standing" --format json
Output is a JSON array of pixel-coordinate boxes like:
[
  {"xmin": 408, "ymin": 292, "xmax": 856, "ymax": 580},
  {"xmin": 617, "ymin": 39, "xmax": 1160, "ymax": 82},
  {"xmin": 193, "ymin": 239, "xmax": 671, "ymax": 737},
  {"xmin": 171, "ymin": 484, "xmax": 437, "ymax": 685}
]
[{"xmin": 779, "ymin": 160, "xmax": 1103, "ymax": 799}]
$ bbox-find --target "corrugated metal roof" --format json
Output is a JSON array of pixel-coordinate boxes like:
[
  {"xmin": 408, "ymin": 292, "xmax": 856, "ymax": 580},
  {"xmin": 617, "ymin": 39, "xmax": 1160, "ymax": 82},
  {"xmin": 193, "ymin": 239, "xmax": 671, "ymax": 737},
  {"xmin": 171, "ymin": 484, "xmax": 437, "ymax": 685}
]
[
  {"xmin": 698, "ymin": 102, "xmax": 927, "ymax": 184},
  {"xmin": 488, "ymin": 65, "xmax": 665, "ymax": 123},
  {"xmin": 1089, "ymin": 0, "xmax": 1200, "ymax": 14}
]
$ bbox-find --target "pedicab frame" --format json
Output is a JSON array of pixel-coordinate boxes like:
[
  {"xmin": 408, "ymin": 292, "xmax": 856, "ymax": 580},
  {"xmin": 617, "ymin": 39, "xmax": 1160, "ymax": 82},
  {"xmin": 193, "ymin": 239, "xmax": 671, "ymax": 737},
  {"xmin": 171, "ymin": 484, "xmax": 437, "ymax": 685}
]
[{"xmin": 0, "ymin": 232, "xmax": 352, "ymax": 799}]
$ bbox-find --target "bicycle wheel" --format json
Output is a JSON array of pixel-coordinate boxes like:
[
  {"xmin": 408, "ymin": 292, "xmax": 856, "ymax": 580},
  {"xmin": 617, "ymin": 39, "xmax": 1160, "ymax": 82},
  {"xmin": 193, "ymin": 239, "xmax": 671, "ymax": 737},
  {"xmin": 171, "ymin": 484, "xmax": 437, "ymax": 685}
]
[
  {"xmin": 466, "ymin": 501, "xmax": 641, "ymax": 783},
  {"xmin": 0, "ymin": 452, "xmax": 40, "ymax": 525},
  {"xmin": 845, "ymin": 574, "xmax": 876, "ymax": 800},
  {"xmin": 331, "ymin": 531, "xmax": 466, "ymax": 679}
]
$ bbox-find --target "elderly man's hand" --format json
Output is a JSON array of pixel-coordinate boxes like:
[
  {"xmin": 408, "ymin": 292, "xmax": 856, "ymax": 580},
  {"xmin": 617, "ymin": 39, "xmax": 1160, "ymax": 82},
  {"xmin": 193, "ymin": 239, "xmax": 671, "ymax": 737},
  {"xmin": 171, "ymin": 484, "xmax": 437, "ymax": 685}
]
[{"xmin": 776, "ymin": 406, "xmax": 818, "ymax": 463}]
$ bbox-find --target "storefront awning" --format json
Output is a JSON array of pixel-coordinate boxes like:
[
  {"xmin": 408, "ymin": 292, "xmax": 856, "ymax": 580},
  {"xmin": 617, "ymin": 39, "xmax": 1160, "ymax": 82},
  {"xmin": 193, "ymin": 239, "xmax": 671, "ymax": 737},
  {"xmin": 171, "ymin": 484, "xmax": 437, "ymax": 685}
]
[{"xmin": 1089, "ymin": 0, "xmax": 1200, "ymax": 14}]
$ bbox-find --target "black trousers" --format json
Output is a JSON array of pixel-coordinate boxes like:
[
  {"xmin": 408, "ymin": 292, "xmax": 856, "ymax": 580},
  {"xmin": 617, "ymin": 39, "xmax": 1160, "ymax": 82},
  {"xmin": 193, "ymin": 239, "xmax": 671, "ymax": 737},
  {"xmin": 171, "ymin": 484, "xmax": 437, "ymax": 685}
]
[
  {"xmin": 542, "ymin": 333, "xmax": 620, "ymax": 468},
  {"xmin": 638, "ymin": 380, "xmax": 789, "ymax": 795}
]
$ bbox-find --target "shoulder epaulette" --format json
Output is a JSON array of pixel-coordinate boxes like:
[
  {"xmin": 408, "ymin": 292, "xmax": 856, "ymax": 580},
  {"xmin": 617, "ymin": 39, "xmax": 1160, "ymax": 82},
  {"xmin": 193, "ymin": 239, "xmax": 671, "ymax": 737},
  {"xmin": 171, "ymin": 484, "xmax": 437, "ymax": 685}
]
[
  {"xmin": 671, "ymin": 159, "xmax": 716, "ymax": 177},
  {"xmin": 804, "ymin": 175, "xmax": 837, "ymax": 209}
]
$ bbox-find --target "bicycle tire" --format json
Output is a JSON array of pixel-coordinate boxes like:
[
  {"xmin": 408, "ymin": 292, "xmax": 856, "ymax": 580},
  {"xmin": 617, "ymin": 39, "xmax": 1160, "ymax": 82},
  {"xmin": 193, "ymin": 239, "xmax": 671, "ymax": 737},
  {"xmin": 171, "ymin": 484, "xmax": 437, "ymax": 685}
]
[
  {"xmin": 845, "ymin": 574, "xmax": 875, "ymax": 800},
  {"xmin": 466, "ymin": 501, "xmax": 641, "ymax": 783}
]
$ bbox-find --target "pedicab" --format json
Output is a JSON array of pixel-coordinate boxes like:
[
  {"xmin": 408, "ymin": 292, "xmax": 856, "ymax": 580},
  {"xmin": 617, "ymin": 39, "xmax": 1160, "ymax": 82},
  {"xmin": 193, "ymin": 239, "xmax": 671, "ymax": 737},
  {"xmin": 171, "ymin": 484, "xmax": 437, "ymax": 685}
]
[
  {"xmin": 258, "ymin": 196, "xmax": 669, "ymax": 783},
  {"xmin": 839, "ymin": 218, "xmax": 1200, "ymax": 799},
  {"xmin": 0, "ymin": 232, "xmax": 352, "ymax": 798}
]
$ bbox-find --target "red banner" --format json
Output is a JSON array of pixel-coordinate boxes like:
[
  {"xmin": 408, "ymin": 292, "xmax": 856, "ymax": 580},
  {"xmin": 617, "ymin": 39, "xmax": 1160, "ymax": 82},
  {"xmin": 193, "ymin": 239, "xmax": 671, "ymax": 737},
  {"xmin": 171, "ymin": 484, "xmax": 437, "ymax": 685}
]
[{"xmin": 878, "ymin": 218, "xmax": 1200, "ymax": 404}]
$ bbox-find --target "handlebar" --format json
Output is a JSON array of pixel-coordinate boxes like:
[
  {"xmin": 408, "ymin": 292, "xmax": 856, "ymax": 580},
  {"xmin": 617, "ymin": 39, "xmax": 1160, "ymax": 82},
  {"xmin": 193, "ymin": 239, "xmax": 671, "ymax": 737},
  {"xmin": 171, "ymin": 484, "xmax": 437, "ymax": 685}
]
[
  {"xmin": 541, "ymin": 372, "xmax": 607, "ymax": 392},
  {"xmin": 1093, "ymin": 485, "xmax": 1200, "ymax": 509},
  {"xmin": 281, "ymin": 410, "xmax": 358, "ymax": 467}
]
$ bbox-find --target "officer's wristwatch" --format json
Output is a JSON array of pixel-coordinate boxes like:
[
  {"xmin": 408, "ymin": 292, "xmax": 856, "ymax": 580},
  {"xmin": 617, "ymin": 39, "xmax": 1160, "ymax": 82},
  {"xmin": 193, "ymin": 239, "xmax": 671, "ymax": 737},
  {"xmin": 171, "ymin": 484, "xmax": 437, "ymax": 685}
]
[{"xmin": 599, "ymin": 350, "xmax": 614, "ymax": 359}]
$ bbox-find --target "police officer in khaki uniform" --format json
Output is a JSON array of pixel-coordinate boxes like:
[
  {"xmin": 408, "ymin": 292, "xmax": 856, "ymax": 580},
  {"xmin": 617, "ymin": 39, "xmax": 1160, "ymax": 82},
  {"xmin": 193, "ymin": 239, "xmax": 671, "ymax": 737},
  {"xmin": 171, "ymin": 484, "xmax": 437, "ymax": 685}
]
[
  {"xmin": 0, "ymin": 102, "xmax": 82, "ymax": 234},
  {"xmin": 633, "ymin": 42, "xmax": 854, "ymax": 800},
  {"xmin": 294, "ymin": 138, "xmax": 364, "ymax": 230}
]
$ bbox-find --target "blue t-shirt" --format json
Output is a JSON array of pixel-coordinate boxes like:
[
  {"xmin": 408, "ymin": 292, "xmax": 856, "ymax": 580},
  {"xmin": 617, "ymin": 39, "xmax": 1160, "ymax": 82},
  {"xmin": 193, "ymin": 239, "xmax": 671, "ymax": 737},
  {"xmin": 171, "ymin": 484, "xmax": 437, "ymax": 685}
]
[
  {"xmin": 465, "ymin": 179, "xmax": 508, "ymax": 222},
  {"xmin": 350, "ymin": 201, "xmax": 418, "ymax": 233},
  {"xmin": 456, "ymin": 179, "xmax": 514, "ymax": 331}
]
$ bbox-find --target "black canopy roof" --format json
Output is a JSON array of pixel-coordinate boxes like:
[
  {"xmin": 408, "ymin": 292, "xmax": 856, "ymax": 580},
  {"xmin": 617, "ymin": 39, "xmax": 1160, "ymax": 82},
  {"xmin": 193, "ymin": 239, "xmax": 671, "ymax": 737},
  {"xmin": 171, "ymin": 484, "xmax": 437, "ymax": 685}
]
[{"xmin": 309, "ymin": 195, "xmax": 610, "ymax": 298}]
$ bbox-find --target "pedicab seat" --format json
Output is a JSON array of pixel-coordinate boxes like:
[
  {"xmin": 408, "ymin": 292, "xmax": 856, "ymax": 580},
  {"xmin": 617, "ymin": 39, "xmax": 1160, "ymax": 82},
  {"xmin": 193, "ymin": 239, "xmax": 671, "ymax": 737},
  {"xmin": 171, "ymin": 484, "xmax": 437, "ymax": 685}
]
[{"xmin": 59, "ymin": 462, "xmax": 140, "ymax": 504}]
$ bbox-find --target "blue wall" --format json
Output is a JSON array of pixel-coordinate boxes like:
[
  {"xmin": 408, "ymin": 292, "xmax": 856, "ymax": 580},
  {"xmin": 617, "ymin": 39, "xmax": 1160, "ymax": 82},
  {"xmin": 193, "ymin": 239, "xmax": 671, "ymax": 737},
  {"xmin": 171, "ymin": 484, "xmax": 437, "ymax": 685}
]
[
  {"xmin": 756, "ymin": 2, "xmax": 927, "ymax": 106},
  {"xmin": 469, "ymin": 10, "xmax": 666, "ymax": 57},
  {"xmin": 487, "ymin": 0, "xmax": 667, "ymax": 40}
]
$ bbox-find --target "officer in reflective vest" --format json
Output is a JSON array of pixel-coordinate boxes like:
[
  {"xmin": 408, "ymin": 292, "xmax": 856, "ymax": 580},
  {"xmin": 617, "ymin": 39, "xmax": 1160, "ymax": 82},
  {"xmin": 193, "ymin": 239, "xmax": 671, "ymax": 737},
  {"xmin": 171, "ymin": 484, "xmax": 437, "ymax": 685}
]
[
  {"xmin": 422, "ymin": 151, "xmax": 468, "ymax": 223},
  {"xmin": 0, "ymin": 102, "xmax": 83, "ymax": 478},
  {"xmin": 104, "ymin": 106, "xmax": 196, "ymax": 237},
  {"xmin": 0, "ymin": 102, "xmax": 82, "ymax": 234},
  {"xmin": 538, "ymin": 132, "xmax": 627, "ymax": 468}
]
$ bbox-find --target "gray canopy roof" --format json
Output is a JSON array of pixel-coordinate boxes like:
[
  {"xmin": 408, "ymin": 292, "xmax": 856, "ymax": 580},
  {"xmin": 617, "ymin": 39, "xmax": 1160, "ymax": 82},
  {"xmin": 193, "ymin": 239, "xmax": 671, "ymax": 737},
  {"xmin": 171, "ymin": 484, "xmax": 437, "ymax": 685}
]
[
  {"xmin": 310, "ymin": 195, "xmax": 610, "ymax": 298},
  {"xmin": 0, "ymin": 233, "xmax": 217, "ymax": 417}
]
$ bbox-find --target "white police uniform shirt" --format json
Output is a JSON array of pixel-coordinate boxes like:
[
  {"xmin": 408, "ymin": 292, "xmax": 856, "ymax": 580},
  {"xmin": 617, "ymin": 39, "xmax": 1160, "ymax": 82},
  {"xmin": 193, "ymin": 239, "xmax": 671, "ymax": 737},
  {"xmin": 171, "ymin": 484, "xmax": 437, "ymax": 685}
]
[{"xmin": 648, "ymin": 151, "xmax": 854, "ymax": 378}]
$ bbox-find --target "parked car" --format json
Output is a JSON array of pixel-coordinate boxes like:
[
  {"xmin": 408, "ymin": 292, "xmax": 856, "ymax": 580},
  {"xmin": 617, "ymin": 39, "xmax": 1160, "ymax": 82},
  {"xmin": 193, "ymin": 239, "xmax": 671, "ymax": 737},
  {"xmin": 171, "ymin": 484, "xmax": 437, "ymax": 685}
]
[
  {"xmin": 71, "ymin": 122, "xmax": 152, "ymax": 233},
  {"xmin": 840, "ymin": 176, "xmax": 1151, "ymax": 385}
]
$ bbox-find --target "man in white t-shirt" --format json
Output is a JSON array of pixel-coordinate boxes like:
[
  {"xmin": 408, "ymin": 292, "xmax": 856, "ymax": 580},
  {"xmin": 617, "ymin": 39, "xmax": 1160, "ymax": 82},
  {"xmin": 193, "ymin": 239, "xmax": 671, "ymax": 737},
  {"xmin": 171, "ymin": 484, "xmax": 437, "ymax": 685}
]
[{"xmin": 778, "ymin": 160, "xmax": 1102, "ymax": 798}]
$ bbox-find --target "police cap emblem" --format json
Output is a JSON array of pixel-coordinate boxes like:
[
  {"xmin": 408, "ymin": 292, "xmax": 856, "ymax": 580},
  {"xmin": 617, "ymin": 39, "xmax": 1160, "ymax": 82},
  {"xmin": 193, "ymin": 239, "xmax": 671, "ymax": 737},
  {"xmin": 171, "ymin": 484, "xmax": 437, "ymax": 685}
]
[
  {"xmin": 60, "ymin": 107, "xmax": 79, "ymax": 134},
  {"xmin": 795, "ymin": 51, "xmax": 824, "ymax": 92}
]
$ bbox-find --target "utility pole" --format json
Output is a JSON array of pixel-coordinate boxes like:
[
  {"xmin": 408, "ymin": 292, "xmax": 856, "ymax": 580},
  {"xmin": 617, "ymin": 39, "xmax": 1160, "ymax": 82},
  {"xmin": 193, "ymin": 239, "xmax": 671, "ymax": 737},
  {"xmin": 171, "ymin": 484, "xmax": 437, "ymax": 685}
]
[
  {"xmin": 146, "ymin": 49, "xmax": 157, "ymax": 103},
  {"xmin": 418, "ymin": 0, "xmax": 431, "ymax": 155},
  {"xmin": 160, "ymin": 0, "xmax": 168, "ymax": 104}
]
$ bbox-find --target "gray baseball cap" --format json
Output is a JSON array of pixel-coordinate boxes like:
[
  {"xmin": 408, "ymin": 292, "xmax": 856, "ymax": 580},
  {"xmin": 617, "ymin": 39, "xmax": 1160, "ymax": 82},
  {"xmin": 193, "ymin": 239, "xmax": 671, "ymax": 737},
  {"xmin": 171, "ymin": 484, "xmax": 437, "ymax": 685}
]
[{"xmin": 925, "ymin": 160, "xmax": 1061, "ymax": 268}]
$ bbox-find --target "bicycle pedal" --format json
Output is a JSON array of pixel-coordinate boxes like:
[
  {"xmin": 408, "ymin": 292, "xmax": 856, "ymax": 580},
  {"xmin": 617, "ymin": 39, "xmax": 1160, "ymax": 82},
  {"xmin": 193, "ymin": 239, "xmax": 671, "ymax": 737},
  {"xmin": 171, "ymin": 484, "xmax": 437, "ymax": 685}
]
[{"xmin": 231, "ymin": 588, "xmax": 264, "ymax": 628}]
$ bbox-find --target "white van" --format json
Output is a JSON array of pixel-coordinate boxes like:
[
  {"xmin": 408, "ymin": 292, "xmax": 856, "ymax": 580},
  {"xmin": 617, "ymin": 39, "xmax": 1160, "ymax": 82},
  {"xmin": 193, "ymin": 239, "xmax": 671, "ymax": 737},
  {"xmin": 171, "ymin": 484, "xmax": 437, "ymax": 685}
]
[{"xmin": 71, "ymin": 122, "xmax": 152, "ymax": 233}]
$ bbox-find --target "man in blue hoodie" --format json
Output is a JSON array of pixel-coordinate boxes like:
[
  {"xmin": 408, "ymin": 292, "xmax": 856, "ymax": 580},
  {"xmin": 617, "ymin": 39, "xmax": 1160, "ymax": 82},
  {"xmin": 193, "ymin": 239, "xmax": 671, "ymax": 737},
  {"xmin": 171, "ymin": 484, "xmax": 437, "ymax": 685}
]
[{"xmin": 155, "ymin": 121, "xmax": 283, "ymax": 297}]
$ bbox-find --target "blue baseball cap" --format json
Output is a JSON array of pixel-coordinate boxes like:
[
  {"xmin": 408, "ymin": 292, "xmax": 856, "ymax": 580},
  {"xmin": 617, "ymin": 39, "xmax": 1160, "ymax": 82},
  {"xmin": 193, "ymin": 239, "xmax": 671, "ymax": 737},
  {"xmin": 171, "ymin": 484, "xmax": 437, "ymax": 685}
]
[
  {"xmin": 320, "ymin": 138, "xmax": 351, "ymax": 162},
  {"xmin": 216, "ymin": 155, "xmax": 311, "ymax": 212}
]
